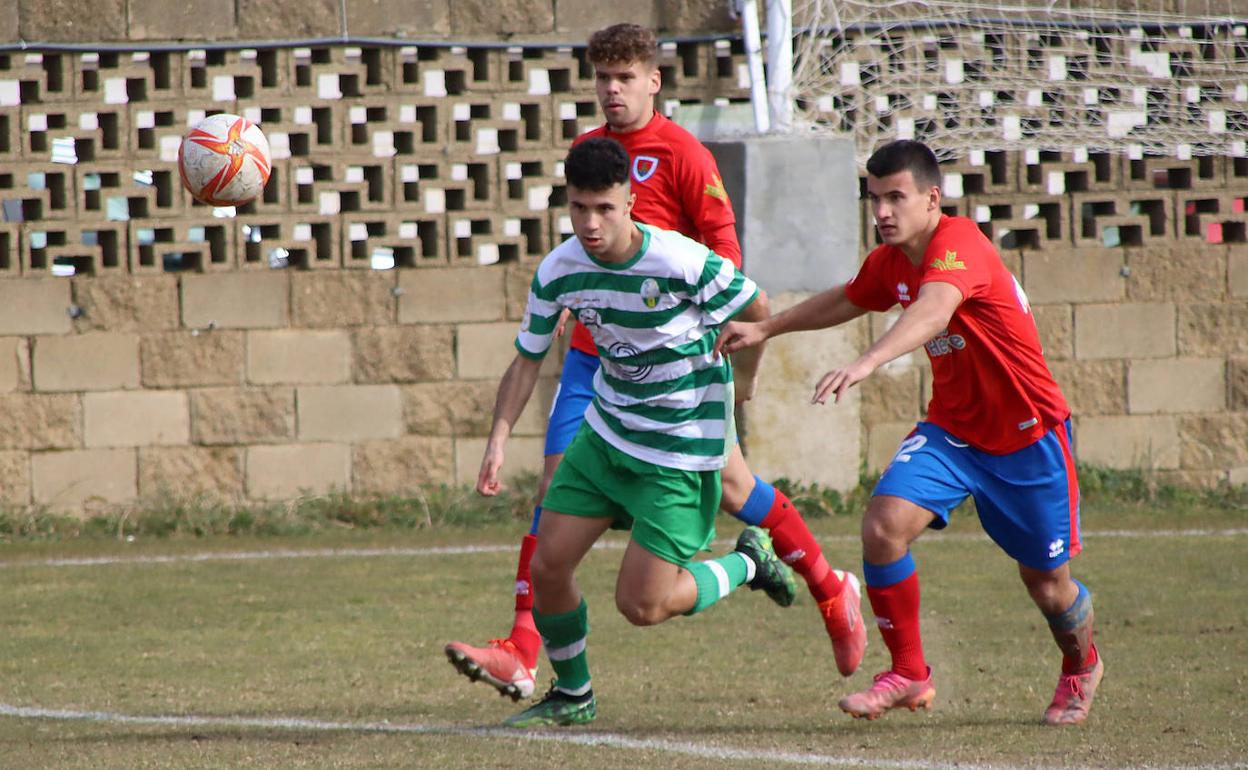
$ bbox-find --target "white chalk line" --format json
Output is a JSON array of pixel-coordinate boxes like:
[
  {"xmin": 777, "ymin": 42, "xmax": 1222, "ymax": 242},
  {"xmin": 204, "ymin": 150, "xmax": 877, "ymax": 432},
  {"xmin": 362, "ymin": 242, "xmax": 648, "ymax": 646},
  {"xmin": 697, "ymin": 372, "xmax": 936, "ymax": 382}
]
[
  {"xmin": 1, "ymin": 702, "xmax": 1242, "ymax": 770},
  {"xmin": 0, "ymin": 528, "xmax": 1245, "ymax": 570}
]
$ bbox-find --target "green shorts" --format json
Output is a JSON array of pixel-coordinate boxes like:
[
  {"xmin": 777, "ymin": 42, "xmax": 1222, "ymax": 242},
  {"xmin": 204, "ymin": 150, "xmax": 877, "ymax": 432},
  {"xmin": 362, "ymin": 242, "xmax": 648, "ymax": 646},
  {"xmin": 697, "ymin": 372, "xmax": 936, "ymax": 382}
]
[{"xmin": 542, "ymin": 424, "xmax": 721, "ymax": 566}]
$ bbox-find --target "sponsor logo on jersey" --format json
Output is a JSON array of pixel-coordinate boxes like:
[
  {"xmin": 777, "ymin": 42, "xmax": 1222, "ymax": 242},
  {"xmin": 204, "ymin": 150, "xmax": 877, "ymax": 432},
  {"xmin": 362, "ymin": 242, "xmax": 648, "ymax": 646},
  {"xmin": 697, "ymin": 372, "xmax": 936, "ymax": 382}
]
[
  {"xmin": 704, "ymin": 173, "xmax": 727, "ymax": 201},
  {"xmin": 924, "ymin": 329, "xmax": 966, "ymax": 356},
  {"xmin": 514, "ymin": 579, "xmax": 531, "ymax": 596},
  {"xmin": 897, "ymin": 282, "xmax": 911, "ymax": 302},
  {"xmin": 640, "ymin": 277, "xmax": 661, "ymax": 308},
  {"xmin": 632, "ymin": 155, "xmax": 660, "ymax": 182},
  {"xmin": 1048, "ymin": 538, "xmax": 1065, "ymax": 559},
  {"xmin": 608, "ymin": 341, "xmax": 653, "ymax": 382},
  {"xmin": 930, "ymin": 249, "xmax": 966, "ymax": 271},
  {"xmin": 1018, "ymin": 417, "xmax": 1039, "ymax": 430}
]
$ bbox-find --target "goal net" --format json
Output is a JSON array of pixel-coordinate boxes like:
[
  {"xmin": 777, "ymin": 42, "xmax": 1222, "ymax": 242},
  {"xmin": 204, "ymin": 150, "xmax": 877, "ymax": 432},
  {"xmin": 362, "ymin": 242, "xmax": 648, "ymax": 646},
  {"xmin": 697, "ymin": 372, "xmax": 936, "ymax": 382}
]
[{"xmin": 789, "ymin": 1, "xmax": 1248, "ymax": 162}]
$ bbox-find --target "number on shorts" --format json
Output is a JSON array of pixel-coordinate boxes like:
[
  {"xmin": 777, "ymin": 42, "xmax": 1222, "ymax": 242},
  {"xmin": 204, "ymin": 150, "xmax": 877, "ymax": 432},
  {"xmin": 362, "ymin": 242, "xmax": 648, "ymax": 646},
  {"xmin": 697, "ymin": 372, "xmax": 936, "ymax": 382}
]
[{"xmin": 891, "ymin": 434, "xmax": 928, "ymax": 464}]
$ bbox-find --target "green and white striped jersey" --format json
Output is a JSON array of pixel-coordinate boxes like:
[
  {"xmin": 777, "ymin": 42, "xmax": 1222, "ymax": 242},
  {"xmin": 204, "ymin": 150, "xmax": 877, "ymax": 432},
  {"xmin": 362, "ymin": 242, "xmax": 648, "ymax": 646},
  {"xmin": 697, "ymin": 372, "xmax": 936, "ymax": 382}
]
[{"xmin": 515, "ymin": 223, "xmax": 758, "ymax": 471}]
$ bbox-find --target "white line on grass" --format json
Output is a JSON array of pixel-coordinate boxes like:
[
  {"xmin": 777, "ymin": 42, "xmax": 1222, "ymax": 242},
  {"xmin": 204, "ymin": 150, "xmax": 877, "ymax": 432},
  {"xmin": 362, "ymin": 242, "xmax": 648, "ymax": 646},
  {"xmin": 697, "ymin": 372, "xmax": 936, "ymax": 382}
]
[
  {"xmin": 0, "ymin": 528, "xmax": 1245, "ymax": 570},
  {"xmin": 2, "ymin": 702, "xmax": 1241, "ymax": 770}
]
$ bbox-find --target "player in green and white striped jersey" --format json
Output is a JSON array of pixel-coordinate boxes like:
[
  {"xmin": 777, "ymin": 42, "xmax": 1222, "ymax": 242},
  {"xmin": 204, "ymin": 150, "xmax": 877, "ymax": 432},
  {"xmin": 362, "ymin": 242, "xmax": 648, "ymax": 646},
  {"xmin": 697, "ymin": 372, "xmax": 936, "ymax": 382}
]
[
  {"xmin": 515, "ymin": 220, "xmax": 752, "ymax": 471},
  {"xmin": 476, "ymin": 138, "xmax": 796, "ymax": 728}
]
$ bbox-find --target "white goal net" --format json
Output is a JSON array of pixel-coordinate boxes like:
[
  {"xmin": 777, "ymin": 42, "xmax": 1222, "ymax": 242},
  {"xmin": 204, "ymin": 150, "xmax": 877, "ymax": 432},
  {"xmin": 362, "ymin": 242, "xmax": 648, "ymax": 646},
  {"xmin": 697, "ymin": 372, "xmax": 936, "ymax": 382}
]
[{"xmin": 789, "ymin": 1, "xmax": 1248, "ymax": 161}]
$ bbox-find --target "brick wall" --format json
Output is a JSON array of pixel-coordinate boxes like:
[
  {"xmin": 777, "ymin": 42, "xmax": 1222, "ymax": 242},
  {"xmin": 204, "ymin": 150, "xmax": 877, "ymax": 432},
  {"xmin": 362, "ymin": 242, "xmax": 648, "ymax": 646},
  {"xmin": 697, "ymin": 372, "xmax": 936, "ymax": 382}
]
[{"xmin": 0, "ymin": 21, "xmax": 1245, "ymax": 511}]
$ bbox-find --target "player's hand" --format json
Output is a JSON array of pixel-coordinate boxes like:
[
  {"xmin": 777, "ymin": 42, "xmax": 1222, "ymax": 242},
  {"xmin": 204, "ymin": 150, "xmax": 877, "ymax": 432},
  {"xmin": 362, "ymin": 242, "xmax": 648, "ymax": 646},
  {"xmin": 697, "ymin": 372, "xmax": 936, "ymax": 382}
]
[
  {"xmin": 554, "ymin": 308, "xmax": 573, "ymax": 338},
  {"xmin": 476, "ymin": 442, "xmax": 506, "ymax": 496},
  {"xmin": 714, "ymin": 320, "xmax": 767, "ymax": 358},
  {"xmin": 812, "ymin": 359, "xmax": 876, "ymax": 405}
]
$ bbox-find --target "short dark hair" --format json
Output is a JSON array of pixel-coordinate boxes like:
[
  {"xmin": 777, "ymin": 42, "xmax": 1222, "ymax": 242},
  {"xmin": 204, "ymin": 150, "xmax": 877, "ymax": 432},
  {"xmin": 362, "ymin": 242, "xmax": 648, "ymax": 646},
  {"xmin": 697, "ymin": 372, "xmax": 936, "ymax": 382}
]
[
  {"xmin": 587, "ymin": 23, "xmax": 658, "ymax": 69},
  {"xmin": 866, "ymin": 139, "xmax": 942, "ymax": 192},
  {"xmin": 565, "ymin": 138, "xmax": 630, "ymax": 192}
]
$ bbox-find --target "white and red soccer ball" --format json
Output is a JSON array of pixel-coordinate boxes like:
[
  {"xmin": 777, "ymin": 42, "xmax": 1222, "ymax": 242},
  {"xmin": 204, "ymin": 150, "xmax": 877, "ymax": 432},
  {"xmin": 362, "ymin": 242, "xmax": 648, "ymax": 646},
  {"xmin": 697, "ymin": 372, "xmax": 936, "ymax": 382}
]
[{"xmin": 177, "ymin": 113, "xmax": 272, "ymax": 206}]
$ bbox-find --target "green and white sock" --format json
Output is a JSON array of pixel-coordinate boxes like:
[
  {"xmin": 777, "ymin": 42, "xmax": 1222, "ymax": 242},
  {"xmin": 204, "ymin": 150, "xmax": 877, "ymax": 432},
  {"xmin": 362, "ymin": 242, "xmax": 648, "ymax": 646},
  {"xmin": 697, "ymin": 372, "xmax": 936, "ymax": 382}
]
[
  {"xmin": 533, "ymin": 598, "xmax": 591, "ymax": 696},
  {"xmin": 685, "ymin": 552, "xmax": 755, "ymax": 615}
]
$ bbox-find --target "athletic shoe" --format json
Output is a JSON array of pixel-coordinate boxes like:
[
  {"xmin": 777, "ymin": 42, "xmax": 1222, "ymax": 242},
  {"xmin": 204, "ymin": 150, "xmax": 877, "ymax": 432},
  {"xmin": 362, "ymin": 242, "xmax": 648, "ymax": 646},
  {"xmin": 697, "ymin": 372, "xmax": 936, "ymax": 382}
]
[
  {"xmin": 734, "ymin": 526, "xmax": 798, "ymax": 608},
  {"xmin": 503, "ymin": 682, "xmax": 597, "ymax": 728},
  {"xmin": 444, "ymin": 638, "xmax": 537, "ymax": 702},
  {"xmin": 818, "ymin": 572, "xmax": 867, "ymax": 677},
  {"xmin": 838, "ymin": 668, "xmax": 936, "ymax": 720},
  {"xmin": 1044, "ymin": 657, "xmax": 1104, "ymax": 726}
]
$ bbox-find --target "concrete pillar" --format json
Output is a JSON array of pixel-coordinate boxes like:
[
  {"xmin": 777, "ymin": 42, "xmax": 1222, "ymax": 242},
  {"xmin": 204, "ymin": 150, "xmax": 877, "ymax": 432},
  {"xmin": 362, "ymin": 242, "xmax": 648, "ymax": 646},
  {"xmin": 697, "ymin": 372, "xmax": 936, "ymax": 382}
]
[{"xmin": 706, "ymin": 134, "xmax": 863, "ymax": 490}]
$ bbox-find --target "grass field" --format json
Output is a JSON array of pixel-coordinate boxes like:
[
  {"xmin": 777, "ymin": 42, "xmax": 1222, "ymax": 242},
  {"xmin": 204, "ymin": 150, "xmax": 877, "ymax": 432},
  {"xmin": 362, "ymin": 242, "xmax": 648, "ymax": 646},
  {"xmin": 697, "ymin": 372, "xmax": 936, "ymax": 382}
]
[{"xmin": 0, "ymin": 499, "xmax": 1244, "ymax": 769}]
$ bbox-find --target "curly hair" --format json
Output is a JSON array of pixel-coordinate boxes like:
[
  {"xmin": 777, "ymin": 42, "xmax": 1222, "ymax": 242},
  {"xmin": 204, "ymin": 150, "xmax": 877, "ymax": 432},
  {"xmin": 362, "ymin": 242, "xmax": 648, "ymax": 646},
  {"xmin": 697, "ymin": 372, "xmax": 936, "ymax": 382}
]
[
  {"xmin": 565, "ymin": 137, "xmax": 630, "ymax": 192},
  {"xmin": 587, "ymin": 23, "xmax": 658, "ymax": 69}
]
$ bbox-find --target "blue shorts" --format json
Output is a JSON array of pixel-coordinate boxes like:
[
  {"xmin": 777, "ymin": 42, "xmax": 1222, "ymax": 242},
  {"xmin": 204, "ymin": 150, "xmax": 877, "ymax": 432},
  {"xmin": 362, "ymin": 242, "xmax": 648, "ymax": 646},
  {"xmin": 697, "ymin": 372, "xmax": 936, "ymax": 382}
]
[
  {"xmin": 544, "ymin": 348, "xmax": 600, "ymax": 457},
  {"xmin": 873, "ymin": 420, "xmax": 1081, "ymax": 571}
]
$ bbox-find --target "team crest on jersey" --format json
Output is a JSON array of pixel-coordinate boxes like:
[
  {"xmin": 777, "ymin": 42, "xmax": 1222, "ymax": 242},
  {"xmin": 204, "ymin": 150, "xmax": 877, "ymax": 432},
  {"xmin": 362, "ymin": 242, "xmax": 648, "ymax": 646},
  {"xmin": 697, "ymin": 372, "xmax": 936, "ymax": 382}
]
[
  {"xmin": 632, "ymin": 155, "xmax": 660, "ymax": 182},
  {"xmin": 640, "ymin": 278, "xmax": 661, "ymax": 308},
  {"xmin": 896, "ymin": 282, "xmax": 911, "ymax": 302}
]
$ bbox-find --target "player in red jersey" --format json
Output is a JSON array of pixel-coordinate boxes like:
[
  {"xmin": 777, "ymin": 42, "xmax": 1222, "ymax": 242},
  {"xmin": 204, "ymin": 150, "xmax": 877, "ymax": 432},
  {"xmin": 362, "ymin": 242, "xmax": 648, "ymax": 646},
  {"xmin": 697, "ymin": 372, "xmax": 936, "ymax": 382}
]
[
  {"xmin": 444, "ymin": 23, "xmax": 866, "ymax": 702},
  {"xmin": 716, "ymin": 139, "xmax": 1102, "ymax": 726}
]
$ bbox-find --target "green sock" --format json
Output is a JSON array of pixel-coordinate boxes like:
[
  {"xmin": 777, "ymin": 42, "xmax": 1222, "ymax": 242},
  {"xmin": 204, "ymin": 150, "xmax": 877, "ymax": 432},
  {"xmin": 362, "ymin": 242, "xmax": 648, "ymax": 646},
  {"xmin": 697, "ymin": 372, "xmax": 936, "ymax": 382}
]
[
  {"xmin": 533, "ymin": 598, "xmax": 591, "ymax": 696},
  {"xmin": 685, "ymin": 552, "xmax": 754, "ymax": 615}
]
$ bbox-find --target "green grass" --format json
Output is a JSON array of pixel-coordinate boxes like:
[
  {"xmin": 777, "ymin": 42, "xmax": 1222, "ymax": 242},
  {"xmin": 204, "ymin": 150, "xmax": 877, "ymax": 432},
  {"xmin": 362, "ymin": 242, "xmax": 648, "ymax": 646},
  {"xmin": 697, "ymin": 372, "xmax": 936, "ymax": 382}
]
[{"xmin": 0, "ymin": 482, "xmax": 1244, "ymax": 769}]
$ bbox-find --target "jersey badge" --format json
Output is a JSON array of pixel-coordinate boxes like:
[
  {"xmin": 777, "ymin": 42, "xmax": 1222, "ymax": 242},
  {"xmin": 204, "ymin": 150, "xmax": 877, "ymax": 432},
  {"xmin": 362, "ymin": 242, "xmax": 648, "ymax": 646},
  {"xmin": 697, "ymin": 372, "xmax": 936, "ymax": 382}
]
[
  {"xmin": 632, "ymin": 155, "xmax": 660, "ymax": 182},
  {"xmin": 896, "ymin": 282, "xmax": 911, "ymax": 302},
  {"xmin": 640, "ymin": 278, "xmax": 661, "ymax": 308},
  {"xmin": 930, "ymin": 250, "xmax": 966, "ymax": 271},
  {"xmin": 704, "ymin": 173, "xmax": 728, "ymax": 201}
]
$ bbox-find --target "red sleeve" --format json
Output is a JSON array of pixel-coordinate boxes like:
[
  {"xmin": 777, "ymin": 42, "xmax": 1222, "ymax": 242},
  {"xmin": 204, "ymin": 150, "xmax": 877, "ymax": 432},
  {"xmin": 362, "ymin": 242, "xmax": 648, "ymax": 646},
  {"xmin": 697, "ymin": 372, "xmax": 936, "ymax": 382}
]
[
  {"xmin": 674, "ymin": 142, "xmax": 741, "ymax": 267},
  {"xmin": 843, "ymin": 248, "xmax": 898, "ymax": 312}
]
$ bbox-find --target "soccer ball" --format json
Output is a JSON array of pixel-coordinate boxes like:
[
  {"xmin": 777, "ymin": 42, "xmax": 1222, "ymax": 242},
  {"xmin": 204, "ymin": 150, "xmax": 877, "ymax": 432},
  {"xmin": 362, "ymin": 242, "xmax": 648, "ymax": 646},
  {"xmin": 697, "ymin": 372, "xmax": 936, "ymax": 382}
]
[{"xmin": 177, "ymin": 113, "xmax": 272, "ymax": 206}]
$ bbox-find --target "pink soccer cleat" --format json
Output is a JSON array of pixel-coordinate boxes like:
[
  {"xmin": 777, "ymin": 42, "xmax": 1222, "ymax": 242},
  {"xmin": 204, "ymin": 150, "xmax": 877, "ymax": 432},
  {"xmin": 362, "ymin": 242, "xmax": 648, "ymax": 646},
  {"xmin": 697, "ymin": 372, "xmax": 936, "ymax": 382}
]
[
  {"xmin": 818, "ymin": 571, "xmax": 867, "ymax": 677},
  {"xmin": 838, "ymin": 668, "xmax": 936, "ymax": 720},
  {"xmin": 1044, "ymin": 658, "xmax": 1104, "ymax": 726},
  {"xmin": 444, "ymin": 638, "xmax": 537, "ymax": 702}
]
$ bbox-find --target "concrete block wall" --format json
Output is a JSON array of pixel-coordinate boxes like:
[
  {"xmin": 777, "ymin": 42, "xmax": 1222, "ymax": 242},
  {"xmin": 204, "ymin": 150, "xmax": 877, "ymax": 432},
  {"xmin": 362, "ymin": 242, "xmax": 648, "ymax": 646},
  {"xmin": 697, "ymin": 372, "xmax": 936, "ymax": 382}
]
[{"xmin": 0, "ymin": 265, "xmax": 559, "ymax": 513}]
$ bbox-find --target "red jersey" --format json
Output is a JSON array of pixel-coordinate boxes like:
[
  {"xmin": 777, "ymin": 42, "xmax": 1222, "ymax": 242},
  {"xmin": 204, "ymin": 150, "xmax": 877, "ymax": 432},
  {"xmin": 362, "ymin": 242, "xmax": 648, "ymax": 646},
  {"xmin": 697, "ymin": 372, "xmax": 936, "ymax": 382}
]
[
  {"xmin": 566, "ymin": 112, "xmax": 741, "ymax": 355},
  {"xmin": 845, "ymin": 215, "xmax": 1069, "ymax": 454}
]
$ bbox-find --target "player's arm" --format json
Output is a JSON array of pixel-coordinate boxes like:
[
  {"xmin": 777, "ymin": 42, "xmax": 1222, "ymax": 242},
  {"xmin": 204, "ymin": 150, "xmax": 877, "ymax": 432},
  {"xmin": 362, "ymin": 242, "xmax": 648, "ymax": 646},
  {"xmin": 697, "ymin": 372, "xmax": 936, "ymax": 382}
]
[
  {"xmin": 811, "ymin": 281, "xmax": 962, "ymax": 405},
  {"xmin": 714, "ymin": 283, "xmax": 867, "ymax": 358},
  {"xmin": 477, "ymin": 353, "xmax": 544, "ymax": 497},
  {"xmin": 728, "ymin": 287, "xmax": 768, "ymax": 402}
]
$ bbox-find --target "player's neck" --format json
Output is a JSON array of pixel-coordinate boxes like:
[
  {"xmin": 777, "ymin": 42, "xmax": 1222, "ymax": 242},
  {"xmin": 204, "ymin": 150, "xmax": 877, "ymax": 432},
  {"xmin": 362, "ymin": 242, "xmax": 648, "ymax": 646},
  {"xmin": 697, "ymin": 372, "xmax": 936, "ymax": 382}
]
[
  {"xmin": 599, "ymin": 223, "xmax": 645, "ymax": 264},
  {"xmin": 899, "ymin": 214, "xmax": 943, "ymax": 265},
  {"xmin": 607, "ymin": 106, "xmax": 657, "ymax": 135}
]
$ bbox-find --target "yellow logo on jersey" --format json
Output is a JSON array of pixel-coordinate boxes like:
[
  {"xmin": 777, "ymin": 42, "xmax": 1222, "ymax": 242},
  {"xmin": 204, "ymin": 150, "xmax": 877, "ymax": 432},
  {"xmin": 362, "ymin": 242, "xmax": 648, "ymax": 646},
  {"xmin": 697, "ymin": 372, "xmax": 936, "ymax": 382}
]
[
  {"xmin": 704, "ymin": 174, "xmax": 727, "ymax": 201},
  {"xmin": 930, "ymin": 250, "xmax": 966, "ymax": 271}
]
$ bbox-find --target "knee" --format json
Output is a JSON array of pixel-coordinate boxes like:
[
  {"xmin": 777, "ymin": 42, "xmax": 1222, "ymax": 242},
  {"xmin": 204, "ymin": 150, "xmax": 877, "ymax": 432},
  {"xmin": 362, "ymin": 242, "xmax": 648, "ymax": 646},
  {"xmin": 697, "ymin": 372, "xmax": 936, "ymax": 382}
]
[
  {"xmin": 1022, "ymin": 570, "xmax": 1072, "ymax": 612},
  {"xmin": 615, "ymin": 594, "xmax": 666, "ymax": 627},
  {"xmin": 530, "ymin": 552, "xmax": 565, "ymax": 593}
]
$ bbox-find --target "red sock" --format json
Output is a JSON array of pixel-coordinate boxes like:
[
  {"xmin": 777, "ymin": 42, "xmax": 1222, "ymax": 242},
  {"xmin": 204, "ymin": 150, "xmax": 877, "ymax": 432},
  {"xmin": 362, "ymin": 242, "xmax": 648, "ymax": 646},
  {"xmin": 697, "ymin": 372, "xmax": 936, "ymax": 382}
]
[
  {"xmin": 507, "ymin": 534, "xmax": 541, "ymax": 669},
  {"xmin": 866, "ymin": 572, "xmax": 927, "ymax": 680},
  {"xmin": 760, "ymin": 488, "xmax": 844, "ymax": 604}
]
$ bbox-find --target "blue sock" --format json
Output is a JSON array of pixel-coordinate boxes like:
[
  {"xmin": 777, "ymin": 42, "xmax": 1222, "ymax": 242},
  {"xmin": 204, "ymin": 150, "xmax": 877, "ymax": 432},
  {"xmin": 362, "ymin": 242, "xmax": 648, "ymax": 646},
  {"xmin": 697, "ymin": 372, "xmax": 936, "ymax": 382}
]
[{"xmin": 732, "ymin": 475, "xmax": 774, "ymax": 525}]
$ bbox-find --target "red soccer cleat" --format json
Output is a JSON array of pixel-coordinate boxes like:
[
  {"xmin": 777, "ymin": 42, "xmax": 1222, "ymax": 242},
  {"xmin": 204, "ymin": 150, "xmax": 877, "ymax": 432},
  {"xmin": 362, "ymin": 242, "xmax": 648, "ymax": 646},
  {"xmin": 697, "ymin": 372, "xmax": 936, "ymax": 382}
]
[
  {"xmin": 839, "ymin": 668, "xmax": 936, "ymax": 720},
  {"xmin": 1044, "ymin": 658, "xmax": 1104, "ymax": 726},
  {"xmin": 818, "ymin": 571, "xmax": 867, "ymax": 677},
  {"xmin": 444, "ymin": 638, "xmax": 537, "ymax": 702}
]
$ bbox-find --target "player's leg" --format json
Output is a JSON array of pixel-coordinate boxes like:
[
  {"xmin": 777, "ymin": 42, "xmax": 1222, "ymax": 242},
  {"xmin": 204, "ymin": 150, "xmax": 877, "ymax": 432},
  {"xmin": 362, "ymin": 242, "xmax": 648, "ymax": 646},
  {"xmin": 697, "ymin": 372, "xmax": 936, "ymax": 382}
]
[
  {"xmin": 615, "ymin": 463, "xmax": 793, "ymax": 624},
  {"xmin": 839, "ymin": 424, "xmax": 966, "ymax": 720},
  {"xmin": 974, "ymin": 419, "xmax": 1101, "ymax": 725},
  {"xmin": 721, "ymin": 447, "xmax": 865, "ymax": 676},
  {"xmin": 505, "ymin": 508, "xmax": 613, "ymax": 728},
  {"xmin": 505, "ymin": 423, "xmax": 617, "ymax": 728},
  {"xmin": 444, "ymin": 349, "xmax": 598, "ymax": 700}
]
